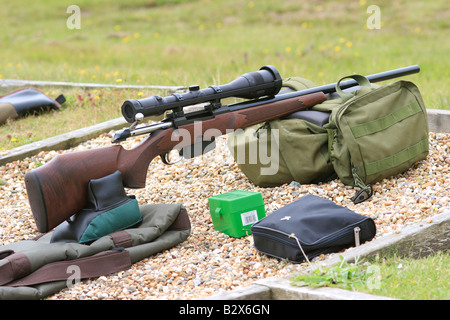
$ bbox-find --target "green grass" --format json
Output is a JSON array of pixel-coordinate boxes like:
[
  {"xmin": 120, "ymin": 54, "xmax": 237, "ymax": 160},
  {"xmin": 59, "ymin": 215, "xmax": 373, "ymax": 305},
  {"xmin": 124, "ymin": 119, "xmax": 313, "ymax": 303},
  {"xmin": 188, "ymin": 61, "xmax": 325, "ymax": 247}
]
[
  {"xmin": 291, "ymin": 251, "xmax": 450, "ymax": 300},
  {"xmin": 0, "ymin": 0, "xmax": 449, "ymax": 150}
]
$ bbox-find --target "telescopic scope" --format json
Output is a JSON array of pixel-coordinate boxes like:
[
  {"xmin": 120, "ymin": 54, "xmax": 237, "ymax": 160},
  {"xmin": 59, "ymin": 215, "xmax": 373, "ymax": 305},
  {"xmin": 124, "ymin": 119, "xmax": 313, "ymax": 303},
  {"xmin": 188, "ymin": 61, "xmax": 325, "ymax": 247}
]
[{"xmin": 121, "ymin": 65, "xmax": 282, "ymax": 123}]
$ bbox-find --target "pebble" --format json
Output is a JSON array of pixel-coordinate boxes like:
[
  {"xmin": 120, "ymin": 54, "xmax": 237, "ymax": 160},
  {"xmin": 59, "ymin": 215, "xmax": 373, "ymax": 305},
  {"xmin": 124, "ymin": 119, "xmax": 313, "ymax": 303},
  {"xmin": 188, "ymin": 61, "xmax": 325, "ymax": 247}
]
[{"xmin": 0, "ymin": 131, "xmax": 448, "ymax": 300}]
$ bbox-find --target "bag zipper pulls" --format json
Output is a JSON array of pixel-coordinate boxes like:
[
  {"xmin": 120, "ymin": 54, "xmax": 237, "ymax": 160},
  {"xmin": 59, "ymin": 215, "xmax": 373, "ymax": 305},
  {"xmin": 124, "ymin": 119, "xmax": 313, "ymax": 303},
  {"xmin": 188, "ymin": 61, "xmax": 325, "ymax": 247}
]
[
  {"xmin": 354, "ymin": 227, "xmax": 361, "ymax": 247},
  {"xmin": 351, "ymin": 167, "xmax": 373, "ymax": 204}
]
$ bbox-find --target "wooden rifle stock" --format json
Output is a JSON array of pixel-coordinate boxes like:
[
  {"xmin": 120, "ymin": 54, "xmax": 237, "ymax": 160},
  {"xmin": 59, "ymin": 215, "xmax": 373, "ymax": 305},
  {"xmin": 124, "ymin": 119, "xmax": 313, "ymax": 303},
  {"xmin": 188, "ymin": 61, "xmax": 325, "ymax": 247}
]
[{"xmin": 25, "ymin": 92, "xmax": 326, "ymax": 233}]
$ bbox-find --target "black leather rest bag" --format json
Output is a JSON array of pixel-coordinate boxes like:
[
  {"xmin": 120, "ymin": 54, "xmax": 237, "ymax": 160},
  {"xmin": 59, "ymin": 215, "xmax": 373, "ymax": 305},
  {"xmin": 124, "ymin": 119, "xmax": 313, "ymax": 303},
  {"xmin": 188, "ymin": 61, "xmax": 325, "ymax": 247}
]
[
  {"xmin": 251, "ymin": 194, "xmax": 376, "ymax": 263},
  {"xmin": 0, "ymin": 88, "xmax": 65, "ymax": 124}
]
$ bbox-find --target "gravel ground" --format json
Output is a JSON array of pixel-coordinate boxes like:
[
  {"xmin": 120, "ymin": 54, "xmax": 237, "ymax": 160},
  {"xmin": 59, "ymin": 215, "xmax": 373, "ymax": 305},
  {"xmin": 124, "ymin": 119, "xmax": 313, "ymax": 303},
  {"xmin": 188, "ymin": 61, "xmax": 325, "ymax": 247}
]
[{"xmin": 0, "ymin": 131, "xmax": 448, "ymax": 300}]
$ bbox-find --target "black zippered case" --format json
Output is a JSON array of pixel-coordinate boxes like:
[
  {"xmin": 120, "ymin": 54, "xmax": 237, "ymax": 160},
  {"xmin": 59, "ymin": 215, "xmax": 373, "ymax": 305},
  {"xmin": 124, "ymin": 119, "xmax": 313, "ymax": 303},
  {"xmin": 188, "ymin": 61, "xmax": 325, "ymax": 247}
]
[{"xmin": 251, "ymin": 194, "xmax": 376, "ymax": 263}]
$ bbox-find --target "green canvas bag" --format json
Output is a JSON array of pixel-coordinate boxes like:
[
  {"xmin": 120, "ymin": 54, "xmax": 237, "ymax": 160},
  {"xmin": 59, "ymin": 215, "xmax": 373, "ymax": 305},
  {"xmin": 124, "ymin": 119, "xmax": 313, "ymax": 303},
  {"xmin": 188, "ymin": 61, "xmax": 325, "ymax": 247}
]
[
  {"xmin": 325, "ymin": 75, "xmax": 429, "ymax": 201},
  {"xmin": 227, "ymin": 77, "xmax": 336, "ymax": 187},
  {"xmin": 0, "ymin": 203, "xmax": 190, "ymax": 300},
  {"xmin": 228, "ymin": 74, "xmax": 429, "ymax": 203}
]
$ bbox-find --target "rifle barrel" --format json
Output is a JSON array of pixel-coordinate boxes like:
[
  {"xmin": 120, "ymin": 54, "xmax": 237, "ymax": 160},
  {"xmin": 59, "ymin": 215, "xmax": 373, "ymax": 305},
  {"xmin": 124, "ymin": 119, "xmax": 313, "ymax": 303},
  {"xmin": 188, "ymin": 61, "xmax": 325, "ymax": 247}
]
[
  {"xmin": 324, "ymin": 64, "xmax": 420, "ymax": 93},
  {"xmin": 229, "ymin": 65, "xmax": 420, "ymax": 111}
]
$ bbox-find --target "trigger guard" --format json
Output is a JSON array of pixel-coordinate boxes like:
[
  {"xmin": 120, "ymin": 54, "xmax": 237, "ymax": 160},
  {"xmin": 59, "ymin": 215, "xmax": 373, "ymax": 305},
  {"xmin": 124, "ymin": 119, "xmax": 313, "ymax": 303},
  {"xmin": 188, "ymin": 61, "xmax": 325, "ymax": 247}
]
[{"xmin": 160, "ymin": 151, "xmax": 183, "ymax": 165}]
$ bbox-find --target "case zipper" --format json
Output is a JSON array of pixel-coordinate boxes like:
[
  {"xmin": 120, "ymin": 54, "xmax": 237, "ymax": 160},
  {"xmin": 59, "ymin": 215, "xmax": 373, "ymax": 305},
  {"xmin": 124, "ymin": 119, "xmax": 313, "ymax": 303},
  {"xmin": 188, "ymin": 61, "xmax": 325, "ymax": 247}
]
[
  {"xmin": 252, "ymin": 218, "xmax": 369, "ymax": 251},
  {"xmin": 354, "ymin": 227, "xmax": 361, "ymax": 247}
]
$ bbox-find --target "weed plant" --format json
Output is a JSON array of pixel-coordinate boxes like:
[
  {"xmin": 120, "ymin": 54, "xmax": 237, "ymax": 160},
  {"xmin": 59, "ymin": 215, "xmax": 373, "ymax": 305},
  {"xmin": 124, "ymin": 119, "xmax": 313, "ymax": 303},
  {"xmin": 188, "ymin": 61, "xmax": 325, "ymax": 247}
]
[{"xmin": 291, "ymin": 250, "xmax": 449, "ymax": 300}]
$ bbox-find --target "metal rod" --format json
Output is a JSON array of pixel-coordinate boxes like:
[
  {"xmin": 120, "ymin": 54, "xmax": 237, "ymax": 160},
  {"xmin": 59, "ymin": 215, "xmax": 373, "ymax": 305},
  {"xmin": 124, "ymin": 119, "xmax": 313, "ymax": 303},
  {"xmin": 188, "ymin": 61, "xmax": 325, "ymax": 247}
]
[
  {"xmin": 0, "ymin": 78, "xmax": 185, "ymax": 92},
  {"xmin": 229, "ymin": 65, "xmax": 420, "ymax": 111},
  {"xmin": 130, "ymin": 122, "xmax": 173, "ymax": 137}
]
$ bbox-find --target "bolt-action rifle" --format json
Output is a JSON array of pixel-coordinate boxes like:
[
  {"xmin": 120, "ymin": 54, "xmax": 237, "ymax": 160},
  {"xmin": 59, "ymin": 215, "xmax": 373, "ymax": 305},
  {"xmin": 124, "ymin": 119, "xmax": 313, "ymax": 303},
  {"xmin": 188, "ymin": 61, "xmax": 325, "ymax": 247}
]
[{"xmin": 24, "ymin": 65, "xmax": 420, "ymax": 233}]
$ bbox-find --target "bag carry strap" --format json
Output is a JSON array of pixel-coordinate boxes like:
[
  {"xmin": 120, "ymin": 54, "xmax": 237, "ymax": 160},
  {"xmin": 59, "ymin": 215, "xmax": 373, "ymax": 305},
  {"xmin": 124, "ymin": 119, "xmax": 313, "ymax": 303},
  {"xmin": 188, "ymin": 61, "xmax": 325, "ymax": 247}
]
[
  {"xmin": 0, "ymin": 231, "xmax": 133, "ymax": 287},
  {"xmin": 2, "ymin": 248, "xmax": 131, "ymax": 287},
  {"xmin": 335, "ymin": 74, "xmax": 371, "ymax": 101}
]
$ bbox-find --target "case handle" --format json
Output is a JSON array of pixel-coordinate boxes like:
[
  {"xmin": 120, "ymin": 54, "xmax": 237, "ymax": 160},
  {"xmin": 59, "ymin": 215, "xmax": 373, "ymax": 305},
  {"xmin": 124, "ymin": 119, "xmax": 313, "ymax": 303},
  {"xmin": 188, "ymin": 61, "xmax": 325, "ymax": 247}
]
[{"xmin": 335, "ymin": 74, "xmax": 371, "ymax": 101}]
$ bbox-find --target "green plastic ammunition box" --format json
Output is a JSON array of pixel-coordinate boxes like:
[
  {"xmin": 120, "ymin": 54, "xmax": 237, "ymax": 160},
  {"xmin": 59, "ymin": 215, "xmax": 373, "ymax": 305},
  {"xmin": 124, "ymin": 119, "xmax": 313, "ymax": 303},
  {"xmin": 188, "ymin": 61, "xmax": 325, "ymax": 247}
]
[{"xmin": 208, "ymin": 190, "xmax": 266, "ymax": 237}]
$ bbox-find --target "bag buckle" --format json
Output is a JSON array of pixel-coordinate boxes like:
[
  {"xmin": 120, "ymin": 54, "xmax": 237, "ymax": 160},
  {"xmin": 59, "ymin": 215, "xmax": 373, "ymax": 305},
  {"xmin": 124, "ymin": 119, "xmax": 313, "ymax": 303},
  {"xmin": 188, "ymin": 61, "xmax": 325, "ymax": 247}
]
[
  {"xmin": 351, "ymin": 167, "xmax": 373, "ymax": 204},
  {"xmin": 352, "ymin": 184, "xmax": 373, "ymax": 204}
]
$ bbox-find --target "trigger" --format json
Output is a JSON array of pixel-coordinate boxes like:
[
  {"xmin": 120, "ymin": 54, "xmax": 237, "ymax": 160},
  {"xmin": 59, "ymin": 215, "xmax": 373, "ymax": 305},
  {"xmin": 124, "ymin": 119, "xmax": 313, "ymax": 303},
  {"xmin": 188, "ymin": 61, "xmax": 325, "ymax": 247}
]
[{"xmin": 161, "ymin": 150, "xmax": 183, "ymax": 165}]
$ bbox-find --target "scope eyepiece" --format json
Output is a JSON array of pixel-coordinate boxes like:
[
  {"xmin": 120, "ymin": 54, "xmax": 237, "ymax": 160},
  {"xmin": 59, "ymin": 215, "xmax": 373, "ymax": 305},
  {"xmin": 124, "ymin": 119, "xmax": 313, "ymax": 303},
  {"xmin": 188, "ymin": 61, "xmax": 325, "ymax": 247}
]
[{"xmin": 121, "ymin": 65, "xmax": 282, "ymax": 123}]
